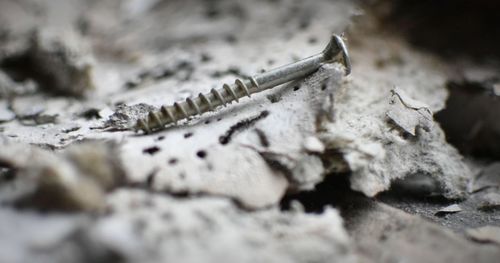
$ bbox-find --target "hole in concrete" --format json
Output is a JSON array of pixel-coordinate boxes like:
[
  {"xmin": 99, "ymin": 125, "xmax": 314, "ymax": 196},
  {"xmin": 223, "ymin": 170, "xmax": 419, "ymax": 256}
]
[
  {"xmin": 184, "ymin": 132, "xmax": 193, "ymax": 138},
  {"xmin": 321, "ymin": 83, "xmax": 328, "ymax": 91},
  {"xmin": 266, "ymin": 94, "xmax": 281, "ymax": 103},
  {"xmin": 293, "ymin": 85, "xmax": 301, "ymax": 91},
  {"xmin": 280, "ymin": 172, "xmax": 356, "ymax": 213},
  {"xmin": 143, "ymin": 146, "xmax": 160, "ymax": 155},
  {"xmin": 0, "ymin": 164, "xmax": 16, "ymax": 182},
  {"xmin": 168, "ymin": 158, "xmax": 178, "ymax": 165},
  {"xmin": 79, "ymin": 108, "xmax": 101, "ymax": 119},
  {"xmin": 196, "ymin": 150, "xmax": 207, "ymax": 159},
  {"xmin": 201, "ymin": 53, "xmax": 212, "ymax": 63},
  {"xmin": 0, "ymin": 54, "xmax": 45, "ymax": 90}
]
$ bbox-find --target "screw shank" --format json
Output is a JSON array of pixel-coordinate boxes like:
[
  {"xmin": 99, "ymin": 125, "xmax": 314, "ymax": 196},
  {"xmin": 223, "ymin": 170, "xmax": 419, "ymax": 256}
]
[{"xmin": 253, "ymin": 53, "xmax": 325, "ymax": 90}]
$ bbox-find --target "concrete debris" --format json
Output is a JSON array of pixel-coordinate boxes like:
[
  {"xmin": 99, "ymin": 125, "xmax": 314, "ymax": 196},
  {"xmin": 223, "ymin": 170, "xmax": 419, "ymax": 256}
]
[
  {"xmin": 336, "ymin": 191, "xmax": 500, "ymax": 263},
  {"xmin": 0, "ymin": 70, "xmax": 37, "ymax": 98},
  {"xmin": 0, "ymin": 141, "xmax": 124, "ymax": 211},
  {"xmin": 64, "ymin": 141, "xmax": 126, "ymax": 191},
  {"xmin": 0, "ymin": 29, "xmax": 95, "ymax": 97},
  {"xmin": 260, "ymin": 151, "xmax": 324, "ymax": 192},
  {"xmin": 435, "ymin": 204, "xmax": 462, "ymax": 216},
  {"xmin": 319, "ymin": 33, "xmax": 471, "ymax": 199},
  {"xmin": 0, "ymin": 189, "xmax": 356, "ymax": 263},
  {"xmin": 472, "ymin": 162, "xmax": 500, "ymax": 192},
  {"xmin": 303, "ymin": 136, "xmax": 325, "ymax": 154},
  {"xmin": 104, "ymin": 103, "xmax": 157, "ymax": 130},
  {"xmin": 0, "ymin": 101, "xmax": 15, "ymax": 123},
  {"xmin": 0, "ymin": 209, "xmax": 90, "ymax": 263},
  {"xmin": 466, "ymin": 226, "xmax": 500, "ymax": 246},
  {"xmin": 478, "ymin": 192, "xmax": 500, "ymax": 211},
  {"xmin": 88, "ymin": 189, "xmax": 357, "ymax": 263},
  {"xmin": 386, "ymin": 87, "xmax": 433, "ymax": 136},
  {"xmin": 9, "ymin": 96, "xmax": 46, "ymax": 118},
  {"xmin": 379, "ymin": 164, "xmax": 500, "ymax": 231}
]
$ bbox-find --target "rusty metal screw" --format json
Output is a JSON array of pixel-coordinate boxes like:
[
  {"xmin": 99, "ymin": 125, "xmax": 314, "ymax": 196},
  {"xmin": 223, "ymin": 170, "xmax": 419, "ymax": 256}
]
[{"xmin": 135, "ymin": 34, "xmax": 351, "ymax": 133}]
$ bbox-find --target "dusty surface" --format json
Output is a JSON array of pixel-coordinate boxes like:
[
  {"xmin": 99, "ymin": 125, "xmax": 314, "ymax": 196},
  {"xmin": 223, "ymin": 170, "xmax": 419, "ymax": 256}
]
[{"xmin": 0, "ymin": 0, "xmax": 499, "ymax": 262}]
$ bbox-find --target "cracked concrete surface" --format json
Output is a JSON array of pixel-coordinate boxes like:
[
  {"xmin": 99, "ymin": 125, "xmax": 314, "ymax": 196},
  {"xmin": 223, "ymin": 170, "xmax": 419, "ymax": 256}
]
[{"xmin": 0, "ymin": 0, "xmax": 499, "ymax": 262}]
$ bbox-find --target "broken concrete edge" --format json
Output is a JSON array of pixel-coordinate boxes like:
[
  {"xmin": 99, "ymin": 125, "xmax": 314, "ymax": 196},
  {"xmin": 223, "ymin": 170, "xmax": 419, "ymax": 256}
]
[
  {"xmin": 0, "ymin": 29, "xmax": 95, "ymax": 98},
  {"xmin": 333, "ymin": 188, "xmax": 500, "ymax": 262},
  {"xmin": 316, "ymin": 56, "xmax": 471, "ymax": 200},
  {"xmin": 0, "ymin": 188, "xmax": 358, "ymax": 263},
  {"xmin": 0, "ymin": 140, "xmax": 125, "ymax": 212}
]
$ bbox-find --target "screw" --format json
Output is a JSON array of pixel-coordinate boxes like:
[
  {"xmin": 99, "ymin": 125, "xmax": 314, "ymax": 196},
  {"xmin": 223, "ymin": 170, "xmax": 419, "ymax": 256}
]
[{"xmin": 135, "ymin": 34, "xmax": 351, "ymax": 133}]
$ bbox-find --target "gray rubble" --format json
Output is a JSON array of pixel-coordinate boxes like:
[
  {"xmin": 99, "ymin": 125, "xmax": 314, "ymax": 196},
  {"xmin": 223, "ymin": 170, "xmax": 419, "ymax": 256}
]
[
  {"xmin": 0, "ymin": 141, "xmax": 124, "ymax": 211},
  {"xmin": 319, "ymin": 32, "xmax": 471, "ymax": 199},
  {"xmin": 91, "ymin": 189, "xmax": 356, "ymax": 263},
  {"xmin": 337, "ymin": 192, "xmax": 500, "ymax": 263}
]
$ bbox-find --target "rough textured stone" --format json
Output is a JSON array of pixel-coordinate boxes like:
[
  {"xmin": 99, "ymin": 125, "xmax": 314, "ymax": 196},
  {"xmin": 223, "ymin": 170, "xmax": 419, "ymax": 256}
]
[
  {"xmin": 89, "ymin": 189, "xmax": 357, "ymax": 263},
  {"xmin": 318, "ymin": 30, "xmax": 471, "ymax": 199},
  {"xmin": 0, "ymin": 141, "xmax": 124, "ymax": 211}
]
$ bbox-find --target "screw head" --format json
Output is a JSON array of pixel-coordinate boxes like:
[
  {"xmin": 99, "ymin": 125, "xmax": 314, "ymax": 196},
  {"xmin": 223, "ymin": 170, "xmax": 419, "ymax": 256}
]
[{"xmin": 322, "ymin": 34, "xmax": 351, "ymax": 75}]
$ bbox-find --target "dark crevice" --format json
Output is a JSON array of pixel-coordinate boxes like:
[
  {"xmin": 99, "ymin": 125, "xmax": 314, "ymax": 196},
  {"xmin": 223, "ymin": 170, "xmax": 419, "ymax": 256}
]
[
  {"xmin": 219, "ymin": 110, "xmax": 269, "ymax": 145},
  {"xmin": 266, "ymin": 94, "xmax": 282, "ymax": 103},
  {"xmin": 254, "ymin": 128, "xmax": 270, "ymax": 147},
  {"xmin": 79, "ymin": 108, "xmax": 101, "ymax": 119},
  {"xmin": 280, "ymin": 173, "xmax": 363, "ymax": 214},
  {"xmin": 0, "ymin": 162, "xmax": 17, "ymax": 182},
  {"xmin": 196, "ymin": 150, "xmax": 207, "ymax": 159},
  {"xmin": 0, "ymin": 53, "xmax": 45, "ymax": 92},
  {"xmin": 143, "ymin": 146, "xmax": 160, "ymax": 155},
  {"xmin": 435, "ymin": 80, "xmax": 500, "ymax": 160},
  {"xmin": 381, "ymin": 0, "xmax": 500, "ymax": 60}
]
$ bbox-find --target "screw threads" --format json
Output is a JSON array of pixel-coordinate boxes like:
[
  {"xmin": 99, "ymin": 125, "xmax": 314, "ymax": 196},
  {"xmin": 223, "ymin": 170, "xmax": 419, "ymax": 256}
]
[
  {"xmin": 135, "ymin": 78, "xmax": 260, "ymax": 133},
  {"xmin": 134, "ymin": 34, "xmax": 351, "ymax": 133}
]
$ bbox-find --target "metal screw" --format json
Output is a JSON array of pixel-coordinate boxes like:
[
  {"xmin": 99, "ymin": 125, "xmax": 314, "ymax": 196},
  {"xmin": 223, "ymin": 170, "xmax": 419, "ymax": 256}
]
[{"xmin": 135, "ymin": 34, "xmax": 351, "ymax": 133}]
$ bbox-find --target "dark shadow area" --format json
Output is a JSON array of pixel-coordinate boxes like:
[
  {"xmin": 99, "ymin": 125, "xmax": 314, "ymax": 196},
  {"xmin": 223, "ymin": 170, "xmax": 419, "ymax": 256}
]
[
  {"xmin": 382, "ymin": 0, "xmax": 500, "ymax": 60},
  {"xmin": 435, "ymin": 81, "xmax": 500, "ymax": 160},
  {"xmin": 280, "ymin": 173, "xmax": 373, "ymax": 216},
  {"xmin": 280, "ymin": 172, "xmax": 450, "ymax": 215},
  {"xmin": 281, "ymin": 171, "xmax": 500, "ymax": 231}
]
